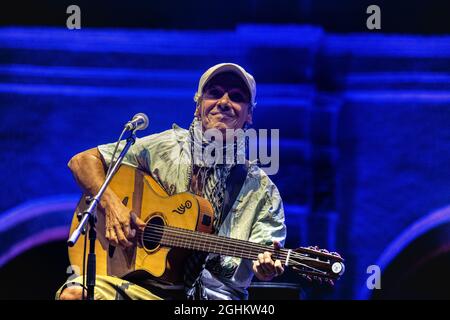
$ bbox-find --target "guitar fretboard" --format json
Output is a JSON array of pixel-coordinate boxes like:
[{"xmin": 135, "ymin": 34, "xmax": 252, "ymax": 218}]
[{"xmin": 152, "ymin": 225, "xmax": 289, "ymax": 263}]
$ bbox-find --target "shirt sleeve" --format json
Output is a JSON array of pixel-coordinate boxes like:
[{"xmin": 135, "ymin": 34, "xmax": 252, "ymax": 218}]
[
  {"xmin": 97, "ymin": 138, "xmax": 151, "ymax": 173},
  {"xmin": 248, "ymin": 179, "xmax": 287, "ymax": 247}
]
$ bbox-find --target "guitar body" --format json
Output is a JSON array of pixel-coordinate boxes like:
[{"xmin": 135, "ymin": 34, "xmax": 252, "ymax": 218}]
[{"xmin": 68, "ymin": 165, "xmax": 214, "ymax": 284}]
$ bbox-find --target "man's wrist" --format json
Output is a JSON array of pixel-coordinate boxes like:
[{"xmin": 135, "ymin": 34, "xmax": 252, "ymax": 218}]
[{"xmin": 99, "ymin": 190, "xmax": 120, "ymax": 212}]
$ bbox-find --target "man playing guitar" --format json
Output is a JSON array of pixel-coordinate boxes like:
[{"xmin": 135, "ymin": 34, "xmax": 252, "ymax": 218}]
[{"xmin": 57, "ymin": 63, "xmax": 341, "ymax": 300}]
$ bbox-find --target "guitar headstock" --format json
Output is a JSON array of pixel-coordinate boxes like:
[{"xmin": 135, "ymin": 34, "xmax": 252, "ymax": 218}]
[{"xmin": 286, "ymin": 246, "xmax": 345, "ymax": 282}]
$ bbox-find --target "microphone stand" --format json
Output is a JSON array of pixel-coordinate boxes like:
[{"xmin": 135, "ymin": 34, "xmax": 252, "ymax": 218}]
[{"xmin": 67, "ymin": 129, "xmax": 138, "ymax": 300}]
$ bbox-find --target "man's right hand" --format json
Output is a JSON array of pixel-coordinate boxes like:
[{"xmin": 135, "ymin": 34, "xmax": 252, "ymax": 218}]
[{"xmin": 104, "ymin": 202, "xmax": 146, "ymax": 248}]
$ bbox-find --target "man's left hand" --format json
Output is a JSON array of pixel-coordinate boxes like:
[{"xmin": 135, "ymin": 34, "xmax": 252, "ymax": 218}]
[{"xmin": 252, "ymin": 240, "xmax": 284, "ymax": 281}]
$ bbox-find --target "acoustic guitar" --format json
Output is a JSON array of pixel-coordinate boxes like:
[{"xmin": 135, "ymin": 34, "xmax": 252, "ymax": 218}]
[{"xmin": 68, "ymin": 165, "xmax": 345, "ymax": 284}]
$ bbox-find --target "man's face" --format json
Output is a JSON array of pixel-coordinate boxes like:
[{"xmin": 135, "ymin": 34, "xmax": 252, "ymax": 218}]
[{"xmin": 195, "ymin": 71, "xmax": 253, "ymax": 135}]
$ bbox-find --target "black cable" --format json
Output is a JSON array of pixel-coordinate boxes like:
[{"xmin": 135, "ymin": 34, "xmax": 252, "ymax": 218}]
[{"xmin": 82, "ymin": 225, "xmax": 87, "ymax": 300}]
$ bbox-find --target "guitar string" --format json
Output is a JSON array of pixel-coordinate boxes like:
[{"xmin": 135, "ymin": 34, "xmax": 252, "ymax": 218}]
[
  {"xmin": 133, "ymin": 224, "xmax": 333, "ymax": 267},
  {"xmin": 135, "ymin": 224, "xmax": 282, "ymax": 255},
  {"xmin": 135, "ymin": 224, "xmax": 295, "ymax": 261},
  {"xmin": 124, "ymin": 226, "xmax": 334, "ymax": 276},
  {"xmin": 135, "ymin": 231, "xmax": 331, "ymax": 276},
  {"xmin": 134, "ymin": 226, "xmax": 333, "ymax": 266},
  {"xmin": 135, "ymin": 223, "xmax": 340, "ymax": 261},
  {"xmin": 139, "ymin": 231, "xmax": 291, "ymax": 262},
  {"xmin": 135, "ymin": 223, "xmax": 276, "ymax": 257},
  {"xmin": 136, "ymin": 228, "xmax": 328, "ymax": 274}
]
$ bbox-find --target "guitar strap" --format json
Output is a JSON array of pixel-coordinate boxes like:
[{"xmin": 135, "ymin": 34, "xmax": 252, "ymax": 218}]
[{"xmin": 218, "ymin": 163, "xmax": 248, "ymax": 230}]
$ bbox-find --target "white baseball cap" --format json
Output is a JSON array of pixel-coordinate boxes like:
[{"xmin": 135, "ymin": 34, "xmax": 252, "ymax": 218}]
[{"xmin": 194, "ymin": 63, "xmax": 257, "ymax": 108}]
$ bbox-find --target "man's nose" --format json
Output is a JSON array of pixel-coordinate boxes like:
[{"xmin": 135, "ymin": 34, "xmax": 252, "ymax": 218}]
[{"xmin": 218, "ymin": 93, "xmax": 232, "ymax": 109}]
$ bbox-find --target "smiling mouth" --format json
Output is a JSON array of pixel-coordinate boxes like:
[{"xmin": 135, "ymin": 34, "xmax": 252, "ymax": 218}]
[{"xmin": 210, "ymin": 112, "xmax": 234, "ymax": 118}]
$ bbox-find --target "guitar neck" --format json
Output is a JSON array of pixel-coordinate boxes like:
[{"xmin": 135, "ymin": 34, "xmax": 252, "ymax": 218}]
[{"xmin": 158, "ymin": 225, "xmax": 289, "ymax": 264}]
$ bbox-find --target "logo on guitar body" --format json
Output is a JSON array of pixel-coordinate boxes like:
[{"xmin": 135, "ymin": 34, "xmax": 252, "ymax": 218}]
[{"xmin": 172, "ymin": 200, "xmax": 192, "ymax": 214}]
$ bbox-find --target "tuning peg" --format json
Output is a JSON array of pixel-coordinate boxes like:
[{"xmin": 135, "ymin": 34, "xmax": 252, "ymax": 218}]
[
  {"xmin": 301, "ymin": 274, "xmax": 312, "ymax": 282},
  {"xmin": 324, "ymin": 278, "xmax": 335, "ymax": 286},
  {"xmin": 331, "ymin": 262, "xmax": 345, "ymax": 275},
  {"xmin": 330, "ymin": 251, "xmax": 342, "ymax": 258},
  {"xmin": 312, "ymin": 275, "xmax": 322, "ymax": 284}
]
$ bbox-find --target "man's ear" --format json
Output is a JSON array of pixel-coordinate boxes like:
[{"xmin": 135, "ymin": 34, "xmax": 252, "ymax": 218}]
[{"xmin": 246, "ymin": 110, "xmax": 253, "ymax": 125}]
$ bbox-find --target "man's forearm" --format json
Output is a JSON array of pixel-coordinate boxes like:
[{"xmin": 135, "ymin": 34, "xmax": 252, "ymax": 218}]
[{"xmin": 68, "ymin": 148, "xmax": 120, "ymax": 211}]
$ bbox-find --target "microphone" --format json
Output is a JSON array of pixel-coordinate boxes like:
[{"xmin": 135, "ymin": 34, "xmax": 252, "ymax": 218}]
[{"xmin": 124, "ymin": 113, "xmax": 149, "ymax": 131}]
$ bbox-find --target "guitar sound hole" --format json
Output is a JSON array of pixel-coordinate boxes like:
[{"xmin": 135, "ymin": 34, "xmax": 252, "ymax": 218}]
[{"xmin": 142, "ymin": 215, "xmax": 165, "ymax": 251}]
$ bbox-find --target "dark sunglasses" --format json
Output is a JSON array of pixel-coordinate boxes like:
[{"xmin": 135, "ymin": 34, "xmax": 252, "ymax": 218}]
[{"xmin": 203, "ymin": 86, "xmax": 250, "ymax": 104}]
